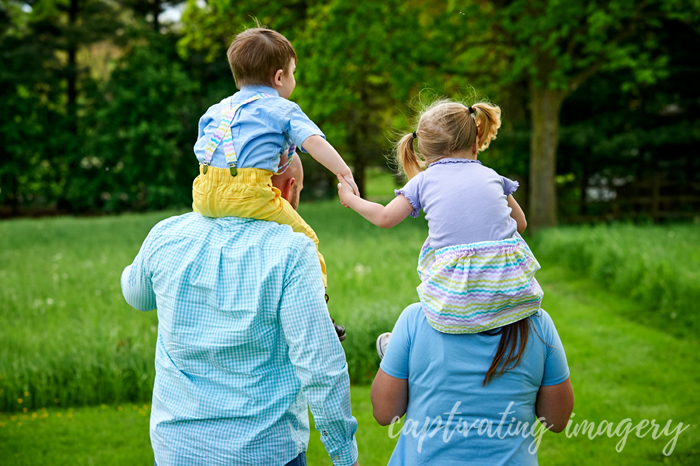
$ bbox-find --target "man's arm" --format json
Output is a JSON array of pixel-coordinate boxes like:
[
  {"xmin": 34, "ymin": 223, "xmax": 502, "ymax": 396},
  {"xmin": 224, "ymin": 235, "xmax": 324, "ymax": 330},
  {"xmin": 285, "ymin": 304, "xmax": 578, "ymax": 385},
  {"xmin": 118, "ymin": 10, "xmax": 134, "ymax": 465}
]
[
  {"xmin": 120, "ymin": 238, "xmax": 157, "ymax": 312},
  {"xmin": 279, "ymin": 237, "xmax": 359, "ymax": 466}
]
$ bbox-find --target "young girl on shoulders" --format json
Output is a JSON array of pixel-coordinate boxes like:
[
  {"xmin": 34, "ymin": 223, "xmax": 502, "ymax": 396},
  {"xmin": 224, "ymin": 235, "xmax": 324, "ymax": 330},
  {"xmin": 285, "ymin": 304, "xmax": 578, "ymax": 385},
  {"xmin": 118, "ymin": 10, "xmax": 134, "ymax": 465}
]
[{"xmin": 337, "ymin": 99, "xmax": 543, "ymax": 352}]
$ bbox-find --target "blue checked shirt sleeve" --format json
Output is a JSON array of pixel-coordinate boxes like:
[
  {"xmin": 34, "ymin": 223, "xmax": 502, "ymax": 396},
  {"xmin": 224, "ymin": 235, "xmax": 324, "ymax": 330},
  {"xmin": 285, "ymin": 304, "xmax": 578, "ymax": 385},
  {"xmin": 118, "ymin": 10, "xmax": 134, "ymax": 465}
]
[
  {"xmin": 279, "ymin": 237, "xmax": 358, "ymax": 466},
  {"xmin": 120, "ymin": 233, "xmax": 157, "ymax": 312}
]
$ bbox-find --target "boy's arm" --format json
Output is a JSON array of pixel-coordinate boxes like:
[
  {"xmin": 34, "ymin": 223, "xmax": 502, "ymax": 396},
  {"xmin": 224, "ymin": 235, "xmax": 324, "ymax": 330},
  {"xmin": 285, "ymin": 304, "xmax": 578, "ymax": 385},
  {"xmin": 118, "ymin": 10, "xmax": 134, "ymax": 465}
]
[
  {"xmin": 303, "ymin": 135, "xmax": 360, "ymax": 195},
  {"xmin": 337, "ymin": 176, "xmax": 414, "ymax": 228},
  {"xmin": 507, "ymin": 194, "xmax": 527, "ymax": 233}
]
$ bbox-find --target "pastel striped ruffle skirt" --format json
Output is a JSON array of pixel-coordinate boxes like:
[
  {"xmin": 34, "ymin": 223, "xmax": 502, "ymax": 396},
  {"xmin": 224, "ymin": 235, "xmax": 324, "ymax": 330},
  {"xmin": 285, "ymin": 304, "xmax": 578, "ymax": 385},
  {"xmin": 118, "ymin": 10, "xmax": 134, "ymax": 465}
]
[{"xmin": 417, "ymin": 234, "xmax": 543, "ymax": 334}]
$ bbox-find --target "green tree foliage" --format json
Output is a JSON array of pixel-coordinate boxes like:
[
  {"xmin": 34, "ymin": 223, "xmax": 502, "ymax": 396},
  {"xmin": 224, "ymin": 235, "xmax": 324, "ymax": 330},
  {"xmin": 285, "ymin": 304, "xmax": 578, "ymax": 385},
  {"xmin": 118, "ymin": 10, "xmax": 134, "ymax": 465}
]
[
  {"xmin": 450, "ymin": 0, "xmax": 700, "ymax": 227},
  {"xmin": 0, "ymin": 1, "xmax": 76, "ymax": 214},
  {"xmin": 0, "ymin": 0, "xmax": 199, "ymax": 214},
  {"xmin": 81, "ymin": 39, "xmax": 198, "ymax": 211},
  {"xmin": 2, "ymin": 0, "xmax": 700, "ymax": 217},
  {"xmin": 178, "ymin": 0, "xmax": 453, "ymax": 196},
  {"xmin": 556, "ymin": 17, "xmax": 700, "ymax": 220}
]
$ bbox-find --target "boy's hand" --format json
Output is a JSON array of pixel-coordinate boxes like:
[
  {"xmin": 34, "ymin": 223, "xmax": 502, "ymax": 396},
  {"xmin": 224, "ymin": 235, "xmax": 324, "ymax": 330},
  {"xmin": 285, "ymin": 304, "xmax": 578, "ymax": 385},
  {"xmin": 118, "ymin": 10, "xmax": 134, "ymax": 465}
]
[
  {"xmin": 337, "ymin": 175, "xmax": 357, "ymax": 208},
  {"xmin": 339, "ymin": 173, "xmax": 360, "ymax": 197}
]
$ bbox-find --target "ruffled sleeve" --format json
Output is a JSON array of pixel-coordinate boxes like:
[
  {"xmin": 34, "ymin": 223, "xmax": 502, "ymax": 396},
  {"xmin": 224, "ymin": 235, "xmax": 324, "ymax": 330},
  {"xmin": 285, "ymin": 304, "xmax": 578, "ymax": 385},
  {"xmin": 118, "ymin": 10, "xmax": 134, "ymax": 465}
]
[
  {"xmin": 395, "ymin": 172, "xmax": 423, "ymax": 218},
  {"xmin": 502, "ymin": 176, "xmax": 519, "ymax": 196}
]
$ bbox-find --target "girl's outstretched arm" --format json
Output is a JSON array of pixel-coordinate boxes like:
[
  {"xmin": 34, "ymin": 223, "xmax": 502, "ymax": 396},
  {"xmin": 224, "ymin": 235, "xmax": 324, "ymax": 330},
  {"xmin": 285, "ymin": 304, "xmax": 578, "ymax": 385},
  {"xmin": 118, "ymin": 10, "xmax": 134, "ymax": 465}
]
[
  {"xmin": 507, "ymin": 195, "xmax": 527, "ymax": 233},
  {"xmin": 337, "ymin": 176, "xmax": 414, "ymax": 229}
]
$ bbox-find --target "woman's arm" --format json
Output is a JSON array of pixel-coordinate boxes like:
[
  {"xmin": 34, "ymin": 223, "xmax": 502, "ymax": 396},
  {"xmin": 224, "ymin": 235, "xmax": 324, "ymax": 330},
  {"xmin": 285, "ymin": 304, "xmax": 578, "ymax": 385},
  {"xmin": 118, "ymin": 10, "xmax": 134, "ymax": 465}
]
[
  {"xmin": 507, "ymin": 195, "xmax": 527, "ymax": 233},
  {"xmin": 371, "ymin": 368, "xmax": 408, "ymax": 426},
  {"xmin": 337, "ymin": 176, "xmax": 414, "ymax": 228},
  {"xmin": 535, "ymin": 377, "xmax": 574, "ymax": 433}
]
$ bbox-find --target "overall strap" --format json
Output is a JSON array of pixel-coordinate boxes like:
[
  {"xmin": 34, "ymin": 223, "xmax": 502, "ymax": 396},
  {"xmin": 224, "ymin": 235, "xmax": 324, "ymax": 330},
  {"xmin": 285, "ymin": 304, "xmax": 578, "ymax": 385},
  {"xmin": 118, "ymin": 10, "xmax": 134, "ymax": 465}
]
[
  {"xmin": 202, "ymin": 93, "xmax": 272, "ymax": 175},
  {"xmin": 275, "ymin": 143, "xmax": 297, "ymax": 175}
]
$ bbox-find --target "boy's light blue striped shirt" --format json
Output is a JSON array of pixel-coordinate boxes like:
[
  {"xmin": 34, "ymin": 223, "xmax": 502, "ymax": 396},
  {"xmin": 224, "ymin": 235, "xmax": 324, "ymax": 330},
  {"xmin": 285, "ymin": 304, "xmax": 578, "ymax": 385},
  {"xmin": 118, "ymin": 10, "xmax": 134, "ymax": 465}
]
[{"xmin": 121, "ymin": 212, "xmax": 358, "ymax": 466}]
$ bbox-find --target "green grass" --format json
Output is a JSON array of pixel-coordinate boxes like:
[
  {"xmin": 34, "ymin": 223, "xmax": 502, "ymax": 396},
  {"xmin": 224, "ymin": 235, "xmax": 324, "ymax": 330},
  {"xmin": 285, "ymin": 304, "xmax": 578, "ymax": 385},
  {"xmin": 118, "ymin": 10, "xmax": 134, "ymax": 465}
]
[
  {"xmin": 533, "ymin": 223, "xmax": 700, "ymax": 340},
  {"xmin": 1, "ymin": 172, "xmax": 699, "ymax": 464},
  {"xmin": 0, "ymin": 201, "xmax": 428, "ymax": 411},
  {"xmin": 2, "ymin": 263, "xmax": 699, "ymax": 465},
  {"xmin": 0, "ymin": 386, "xmax": 401, "ymax": 466}
]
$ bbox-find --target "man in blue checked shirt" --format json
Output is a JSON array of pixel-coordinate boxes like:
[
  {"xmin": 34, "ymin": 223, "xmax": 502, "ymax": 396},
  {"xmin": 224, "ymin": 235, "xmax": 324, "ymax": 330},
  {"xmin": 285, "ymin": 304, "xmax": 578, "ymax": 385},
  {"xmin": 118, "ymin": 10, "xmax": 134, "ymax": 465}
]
[{"xmin": 121, "ymin": 156, "xmax": 359, "ymax": 466}]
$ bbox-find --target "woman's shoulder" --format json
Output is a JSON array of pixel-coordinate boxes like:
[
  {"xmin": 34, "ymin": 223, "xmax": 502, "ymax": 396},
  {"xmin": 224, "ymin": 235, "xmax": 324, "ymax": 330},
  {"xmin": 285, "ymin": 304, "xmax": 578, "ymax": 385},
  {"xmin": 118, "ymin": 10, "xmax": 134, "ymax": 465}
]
[{"xmin": 529, "ymin": 309, "xmax": 561, "ymax": 346}]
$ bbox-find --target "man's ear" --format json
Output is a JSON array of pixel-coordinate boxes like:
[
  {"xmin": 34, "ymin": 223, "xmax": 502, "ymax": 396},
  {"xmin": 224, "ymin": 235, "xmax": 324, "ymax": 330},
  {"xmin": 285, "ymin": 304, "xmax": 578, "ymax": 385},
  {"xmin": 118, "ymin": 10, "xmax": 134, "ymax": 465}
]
[
  {"xmin": 280, "ymin": 177, "xmax": 296, "ymax": 202},
  {"xmin": 273, "ymin": 69, "xmax": 284, "ymax": 88}
]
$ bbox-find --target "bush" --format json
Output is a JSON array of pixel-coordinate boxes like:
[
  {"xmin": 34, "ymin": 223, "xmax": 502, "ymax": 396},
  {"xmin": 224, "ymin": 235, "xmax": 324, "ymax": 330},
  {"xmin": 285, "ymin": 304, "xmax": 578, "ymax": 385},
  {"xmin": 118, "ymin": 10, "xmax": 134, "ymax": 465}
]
[{"xmin": 533, "ymin": 223, "xmax": 700, "ymax": 340}]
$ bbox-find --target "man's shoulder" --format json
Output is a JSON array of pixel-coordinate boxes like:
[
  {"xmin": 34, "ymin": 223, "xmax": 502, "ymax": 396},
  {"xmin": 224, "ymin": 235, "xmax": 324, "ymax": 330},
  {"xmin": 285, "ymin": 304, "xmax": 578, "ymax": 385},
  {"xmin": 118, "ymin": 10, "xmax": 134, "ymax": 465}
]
[{"xmin": 148, "ymin": 212, "xmax": 313, "ymax": 251}]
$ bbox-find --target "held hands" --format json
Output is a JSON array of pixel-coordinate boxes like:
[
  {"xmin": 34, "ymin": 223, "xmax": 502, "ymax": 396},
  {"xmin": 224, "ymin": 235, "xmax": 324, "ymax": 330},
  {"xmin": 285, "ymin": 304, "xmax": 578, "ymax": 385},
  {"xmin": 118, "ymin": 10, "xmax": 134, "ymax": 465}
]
[
  {"xmin": 341, "ymin": 174, "xmax": 360, "ymax": 197},
  {"xmin": 337, "ymin": 174, "xmax": 357, "ymax": 208}
]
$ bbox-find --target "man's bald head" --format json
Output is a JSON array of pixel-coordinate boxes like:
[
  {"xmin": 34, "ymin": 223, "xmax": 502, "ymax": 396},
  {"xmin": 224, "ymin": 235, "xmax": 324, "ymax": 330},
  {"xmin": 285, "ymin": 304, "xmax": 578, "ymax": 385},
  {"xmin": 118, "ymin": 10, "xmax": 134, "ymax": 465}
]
[{"xmin": 271, "ymin": 155, "xmax": 303, "ymax": 210}]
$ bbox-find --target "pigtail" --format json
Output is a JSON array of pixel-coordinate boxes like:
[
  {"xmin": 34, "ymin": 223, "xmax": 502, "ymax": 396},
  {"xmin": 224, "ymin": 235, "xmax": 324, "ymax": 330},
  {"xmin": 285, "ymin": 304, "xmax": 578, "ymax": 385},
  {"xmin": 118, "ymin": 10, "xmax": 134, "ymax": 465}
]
[
  {"xmin": 472, "ymin": 102, "xmax": 502, "ymax": 151},
  {"xmin": 396, "ymin": 132, "xmax": 424, "ymax": 180}
]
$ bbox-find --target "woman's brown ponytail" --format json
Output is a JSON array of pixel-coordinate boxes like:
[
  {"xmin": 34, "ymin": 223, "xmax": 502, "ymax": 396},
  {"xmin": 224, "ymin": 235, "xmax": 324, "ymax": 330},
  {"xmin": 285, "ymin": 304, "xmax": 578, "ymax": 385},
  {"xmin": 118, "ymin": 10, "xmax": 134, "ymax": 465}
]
[{"xmin": 483, "ymin": 318, "xmax": 531, "ymax": 386}]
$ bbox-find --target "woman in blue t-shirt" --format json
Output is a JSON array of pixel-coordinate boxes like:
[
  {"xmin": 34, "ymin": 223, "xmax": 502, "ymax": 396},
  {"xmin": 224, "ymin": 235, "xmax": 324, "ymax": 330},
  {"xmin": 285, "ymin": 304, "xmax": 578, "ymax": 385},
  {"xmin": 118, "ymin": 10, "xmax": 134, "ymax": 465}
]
[{"xmin": 371, "ymin": 304, "xmax": 574, "ymax": 465}]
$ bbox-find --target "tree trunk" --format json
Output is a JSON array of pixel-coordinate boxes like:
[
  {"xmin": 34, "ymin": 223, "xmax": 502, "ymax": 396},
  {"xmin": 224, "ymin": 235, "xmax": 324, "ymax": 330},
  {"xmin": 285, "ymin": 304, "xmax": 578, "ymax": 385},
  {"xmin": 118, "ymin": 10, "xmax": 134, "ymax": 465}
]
[
  {"xmin": 152, "ymin": 0, "xmax": 161, "ymax": 32},
  {"xmin": 67, "ymin": 0, "xmax": 79, "ymax": 136},
  {"xmin": 352, "ymin": 152, "xmax": 367, "ymax": 199},
  {"xmin": 529, "ymin": 85, "xmax": 565, "ymax": 230}
]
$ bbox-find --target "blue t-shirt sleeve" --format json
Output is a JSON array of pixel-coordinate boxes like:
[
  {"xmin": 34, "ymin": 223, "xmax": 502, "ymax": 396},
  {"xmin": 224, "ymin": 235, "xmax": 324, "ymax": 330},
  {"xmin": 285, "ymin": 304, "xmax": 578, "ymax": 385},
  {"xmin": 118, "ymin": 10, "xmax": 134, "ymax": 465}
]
[
  {"xmin": 538, "ymin": 310, "xmax": 570, "ymax": 386},
  {"xmin": 395, "ymin": 172, "xmax": 424, "ymax": 218},
  {"xmin": 283, "ymin": 102, "xmax": 325, "ymax": 153},
  {"xmin": 502, "ymin": 176, "xmax": 519, "ymax": 196},
  {"xmin": 379, "ymin": 304, "xmax": 418, "ymax": 380}
]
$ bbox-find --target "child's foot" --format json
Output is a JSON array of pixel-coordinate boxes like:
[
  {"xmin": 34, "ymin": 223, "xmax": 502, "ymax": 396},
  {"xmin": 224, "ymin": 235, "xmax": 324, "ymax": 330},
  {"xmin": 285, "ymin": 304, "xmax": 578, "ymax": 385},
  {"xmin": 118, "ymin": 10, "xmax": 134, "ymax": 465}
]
[
  {"xmin": 376, "ymin": 332, "xmax": 391, "ymax": 359},
  {"xmin": 332, "ymin": 319, "xmax": 346, "ymax": 342}
]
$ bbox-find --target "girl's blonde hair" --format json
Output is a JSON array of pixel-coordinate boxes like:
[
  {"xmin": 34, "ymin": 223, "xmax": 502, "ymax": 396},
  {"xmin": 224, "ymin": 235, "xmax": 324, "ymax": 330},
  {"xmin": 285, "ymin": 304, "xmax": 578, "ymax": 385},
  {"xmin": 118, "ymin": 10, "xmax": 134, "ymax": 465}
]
[{"xmin": 396, "ymin": 99, "xmax": 502, "ymax": 179}]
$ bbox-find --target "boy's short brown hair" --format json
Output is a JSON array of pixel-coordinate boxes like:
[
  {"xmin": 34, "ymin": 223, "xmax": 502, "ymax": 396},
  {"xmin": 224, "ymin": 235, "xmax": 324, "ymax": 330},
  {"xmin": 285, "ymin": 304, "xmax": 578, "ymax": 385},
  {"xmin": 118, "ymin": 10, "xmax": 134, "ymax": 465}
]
[{"xmin": 227, "ymin": 28, "xmax": 297, "ymax": 89}]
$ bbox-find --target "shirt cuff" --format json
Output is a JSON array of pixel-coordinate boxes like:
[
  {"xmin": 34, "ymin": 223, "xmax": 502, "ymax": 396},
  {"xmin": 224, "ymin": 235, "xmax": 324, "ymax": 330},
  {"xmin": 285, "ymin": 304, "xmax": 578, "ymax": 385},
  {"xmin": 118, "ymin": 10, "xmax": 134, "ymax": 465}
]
[
  {"xmin": 327, "ymin": 436, "xmax": 358, "ymax": 466},
  {"xmin": 541, "ymin": 370, "xmax": 570, "ymax": 387},
  {"xmin": 380, "ymin": 360, "xmax": 408, "ymax": 380},
  {"xmin": 395, "ymin": 189, "xmax": 420, "ymax": 218}
]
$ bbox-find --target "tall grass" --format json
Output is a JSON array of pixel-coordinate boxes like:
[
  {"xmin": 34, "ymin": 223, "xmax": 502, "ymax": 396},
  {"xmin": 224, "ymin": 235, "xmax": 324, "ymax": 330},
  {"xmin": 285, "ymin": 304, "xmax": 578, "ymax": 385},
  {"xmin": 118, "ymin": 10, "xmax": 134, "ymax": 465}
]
[
  {"xmin": 0, "ymin": 203, "xmax": 428, "ymax": 411},
  {"xmin": 533, "ymin": 223, "xmax": 700, "ymax": 340},
  {"xmin": 4, "ymin": 200, "xmax": 698, "ymax": 412}
]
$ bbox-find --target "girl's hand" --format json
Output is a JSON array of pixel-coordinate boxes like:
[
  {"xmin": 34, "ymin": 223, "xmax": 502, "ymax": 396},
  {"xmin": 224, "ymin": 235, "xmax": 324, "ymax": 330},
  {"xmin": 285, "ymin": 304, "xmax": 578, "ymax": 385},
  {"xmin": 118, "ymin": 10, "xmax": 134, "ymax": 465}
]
[{"xmin": 337, "ymin": 175, "xmax": 356, "ymax": 208}]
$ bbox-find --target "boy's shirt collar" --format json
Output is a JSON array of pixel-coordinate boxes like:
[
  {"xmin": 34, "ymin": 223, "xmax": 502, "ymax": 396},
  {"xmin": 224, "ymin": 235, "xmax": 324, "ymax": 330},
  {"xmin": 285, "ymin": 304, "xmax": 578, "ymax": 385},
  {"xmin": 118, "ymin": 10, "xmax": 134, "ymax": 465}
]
[{"xmin": 239, "ymin": 84, "xmax": 279, "ymax": 97}]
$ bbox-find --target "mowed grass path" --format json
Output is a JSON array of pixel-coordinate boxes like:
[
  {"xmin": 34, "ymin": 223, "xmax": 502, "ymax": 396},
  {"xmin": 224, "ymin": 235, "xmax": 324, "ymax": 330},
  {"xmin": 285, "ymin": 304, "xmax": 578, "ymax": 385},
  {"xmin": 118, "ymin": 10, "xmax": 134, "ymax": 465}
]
[{"xmin": 1, "ymin": 203, "xmax": 699, "ymax": 464}]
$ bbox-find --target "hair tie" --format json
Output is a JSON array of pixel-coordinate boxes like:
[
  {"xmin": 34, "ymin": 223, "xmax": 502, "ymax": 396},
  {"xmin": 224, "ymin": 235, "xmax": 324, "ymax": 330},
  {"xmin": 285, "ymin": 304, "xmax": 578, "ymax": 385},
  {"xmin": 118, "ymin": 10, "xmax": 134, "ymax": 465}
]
[
  {"xmin": 412, "ymin": 131, "xmax": 417, "ymax": 139},
  {"xmin": 468, "ymin": 106, "xmax": 475, "ymax": 114}
]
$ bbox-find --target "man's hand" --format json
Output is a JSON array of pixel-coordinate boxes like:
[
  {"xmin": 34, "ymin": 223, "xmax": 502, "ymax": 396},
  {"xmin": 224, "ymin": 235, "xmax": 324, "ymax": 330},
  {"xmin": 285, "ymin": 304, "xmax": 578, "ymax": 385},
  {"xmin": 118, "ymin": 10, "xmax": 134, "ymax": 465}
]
[{"xmin": 337, "ymin": 175, "xmax": 357, "ymax": 208}]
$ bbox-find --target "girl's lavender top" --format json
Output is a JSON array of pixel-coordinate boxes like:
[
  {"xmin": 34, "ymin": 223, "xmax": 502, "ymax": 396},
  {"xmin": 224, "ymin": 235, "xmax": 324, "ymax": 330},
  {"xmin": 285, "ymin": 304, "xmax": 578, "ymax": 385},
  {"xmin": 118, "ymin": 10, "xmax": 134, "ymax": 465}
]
[{"xmin": 395, "ymin": 158, "xmax": 519, "ymax": 249}]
